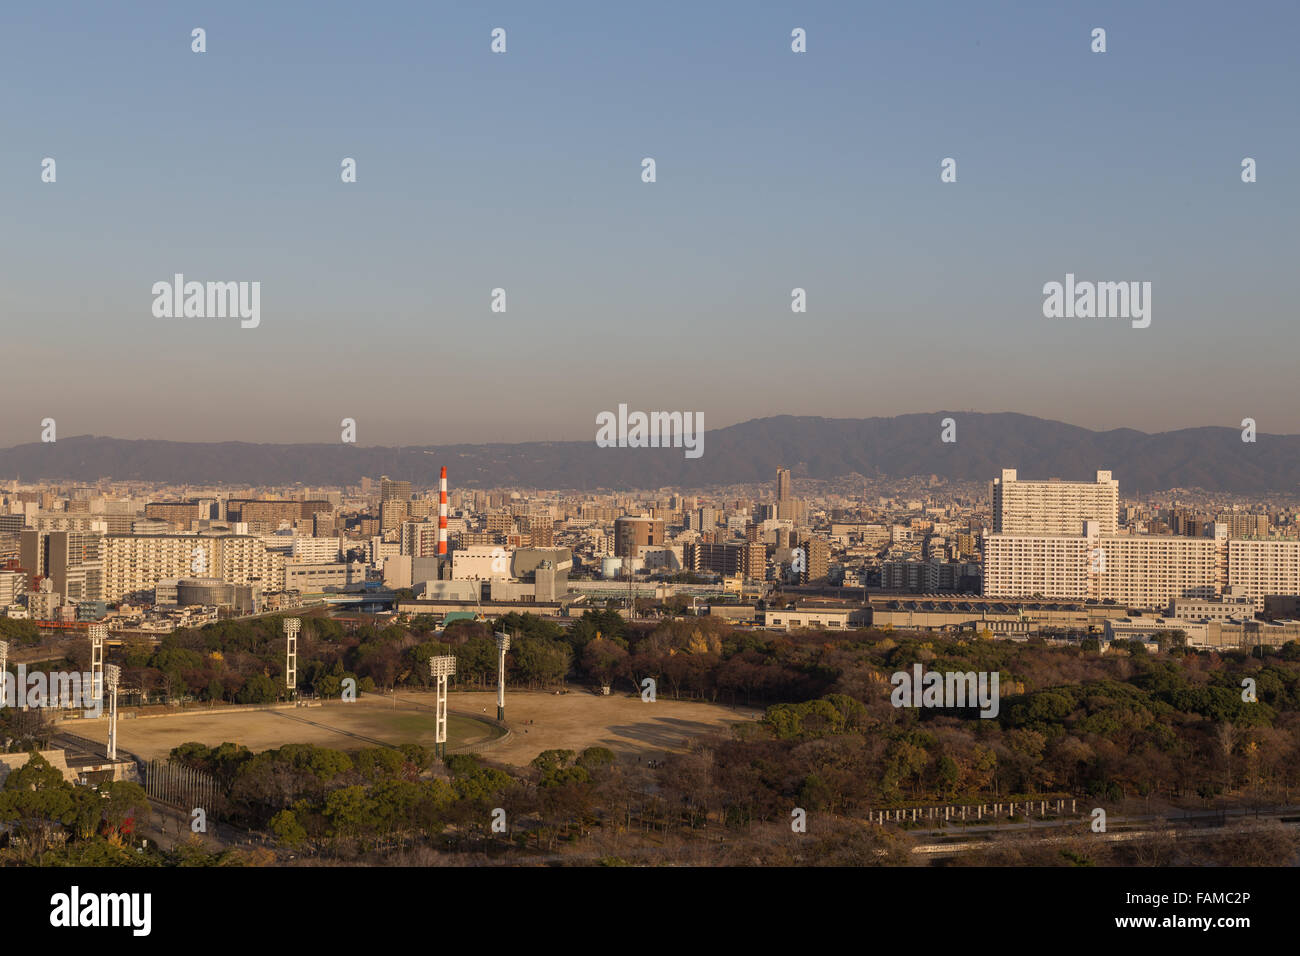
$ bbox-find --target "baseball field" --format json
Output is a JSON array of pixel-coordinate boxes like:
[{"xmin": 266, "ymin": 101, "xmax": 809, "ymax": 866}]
[{"xmin": 70, "ymin": 689, "xmax": 756, "ymax": 766}]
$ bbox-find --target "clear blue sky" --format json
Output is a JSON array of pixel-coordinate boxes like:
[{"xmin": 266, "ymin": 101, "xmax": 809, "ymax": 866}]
[{"xmin": 2, "ymin": 0, "xmax": 1296, "ymax": 445}]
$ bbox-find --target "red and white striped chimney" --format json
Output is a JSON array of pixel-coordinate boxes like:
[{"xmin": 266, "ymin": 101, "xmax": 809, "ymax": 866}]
[{"xmin": 438, "ymin": 466, "xmax": 448, "ymax": 556}]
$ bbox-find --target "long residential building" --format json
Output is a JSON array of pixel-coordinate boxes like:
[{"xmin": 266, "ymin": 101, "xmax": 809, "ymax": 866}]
[
  {"xmin": 100, "ymin": 533, "xmax": 285, "ymax": 602},
  {"xmin": 985, "ymin": 518, "xmax": 1300, "ymax": 611}
]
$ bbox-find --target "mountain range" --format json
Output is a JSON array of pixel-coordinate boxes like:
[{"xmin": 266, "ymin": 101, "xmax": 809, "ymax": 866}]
[{"xmin": 0, "ymin": 414, "xmax": 1295, "ymax": 494}]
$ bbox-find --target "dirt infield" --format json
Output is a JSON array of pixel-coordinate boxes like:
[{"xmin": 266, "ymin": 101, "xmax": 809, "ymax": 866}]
[
  {"xmin": 431, "ymin": 689, "xmax": 757, "ymax": 765},
  {"xmin": 68, "ymin": 689, "xmax": 757, "ymax": 766}
]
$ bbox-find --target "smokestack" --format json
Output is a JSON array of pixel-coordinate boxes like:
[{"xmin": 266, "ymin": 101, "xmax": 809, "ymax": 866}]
[{"xmin": 438, "ymin": 466, "xmax": 448, "ymax": 556}]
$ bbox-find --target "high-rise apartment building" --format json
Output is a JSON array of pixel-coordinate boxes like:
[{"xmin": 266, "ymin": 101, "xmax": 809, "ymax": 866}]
[
  {"xmin": 798, "ymin": 536, "xmax": 830, "ymax": 584},
  {"xmin": 992, "ymin": 469, "xmax": 1119, "ymax": 535},
  {"xmin": 20, "ymin": 529, "xmax": 104, "ymax": 601},
  {"xmin": 614, "ymin": 516, "xmax": 664, "ymax": 557},
  {"xmin": 684, "ymin": 541, "xmax": 743, "ymax": 576},
  {"xmin": 984, "ymin": 471, "xmax": 1300, "ymax": 612},
  {"xmin": 776, "ymin": 467, "xmax": 792, "ymax": 502},
  {"xmin": 485, "ymin": 511, "xmax": 515, "ymax": 535},
  {"xmin": 402, "ymin": 521, "xmax": 434, "ymax": 558},
  {"xmin": 1216, "ymin": 512, "xmax": 1270, "ymax": 539},
  {"xmin": 380, "ymin": 476, "xmax": 412, "ymax": 502},
  {"xmin": 380, "ymin": 498, "xmax": 409, "ymax": 533}
]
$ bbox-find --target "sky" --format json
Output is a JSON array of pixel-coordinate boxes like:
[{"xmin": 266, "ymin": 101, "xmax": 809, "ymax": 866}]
[{"xmin": 1, "ymin": 0, "xmax": 1296, "ymax": 446}]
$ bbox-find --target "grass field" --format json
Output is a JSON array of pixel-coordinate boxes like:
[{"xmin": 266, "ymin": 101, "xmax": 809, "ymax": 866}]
[
  {"xmin": 69, "ymin": 689, "xmax": 757, "ymax": 766},
  {"xmin": 71, "ymin": 698, "xmax": 500, "ymax": 761}
]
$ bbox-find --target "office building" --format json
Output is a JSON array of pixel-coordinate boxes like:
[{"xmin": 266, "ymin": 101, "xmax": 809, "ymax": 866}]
[{"xmin": 776, "ymin": 467, "xmax": 792, "ymax": 502}]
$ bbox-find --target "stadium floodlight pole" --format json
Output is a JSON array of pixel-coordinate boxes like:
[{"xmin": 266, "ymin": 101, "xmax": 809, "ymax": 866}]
[
  {"xmin": 494, "ymin": 632, "xmax": 511, "ymax": 721},
  {"xmin": 429, "ymin": 655, "xmax": 457, "ymax": 759},
  {"xmin": 88, "ymin": 623, "xmax": 106, "ymax": 703},
  {"xmin": 104, "ymin": 664, "xmax": 121, "ymax": 760},
  {"xmin": 0, "ymin": 639, "xmax": 7, "ymax": 708},
  {"xmin": 283, "ymin": 618, "xmax": 300, "ymax": 701}
]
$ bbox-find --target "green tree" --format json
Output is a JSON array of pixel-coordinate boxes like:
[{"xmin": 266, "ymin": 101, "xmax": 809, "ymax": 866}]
[
  {"xmin": 270, "ymin": 809, "xmax": 307, "ymax": 847},
  {"xmin": 511, "ymin": 637, "xmax": 572, "ymax": 688},
  {"xmin": 235, "ymin": 673, "xmax": 277, "ymax": 704}
]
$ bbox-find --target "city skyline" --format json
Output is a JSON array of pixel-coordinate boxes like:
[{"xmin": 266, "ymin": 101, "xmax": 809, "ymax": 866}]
[{"xmin": 3, "ymin": 411, "xmax": 1299, "ymax": 495}]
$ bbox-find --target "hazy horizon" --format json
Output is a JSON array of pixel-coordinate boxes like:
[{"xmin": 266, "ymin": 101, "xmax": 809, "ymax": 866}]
[{"xmin": 3, "ymin": 408, "xmax": 1300, "ymax": 450}]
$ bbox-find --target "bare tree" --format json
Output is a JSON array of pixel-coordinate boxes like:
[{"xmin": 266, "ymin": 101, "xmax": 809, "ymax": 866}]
[{"xmin": 1215, "ymin": 722, "xmax": 1237, "ymax": 792}]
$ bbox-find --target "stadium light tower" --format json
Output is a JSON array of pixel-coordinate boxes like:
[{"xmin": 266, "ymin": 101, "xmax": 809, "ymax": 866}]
[
  {"xmin": 88, "ymin": 623, "xmax": 106, "ymax": 703},
  {"xmin": 494, "ymin": 632, "xmax": 511, "ymax": 722},
  {"xmin": 104, "ymin": 664, "xmax": 121, "ymax": 760},
  {"xmin": 428, "ymin": 655, "xmax": 457, "ymax": 759},
  {"xmin": 283, "ymin": 618, "xmax": 300, "ymax": 700},
  {"xmin": 0, "ymin": 640, "xmax": 8, "ymax": 708}
]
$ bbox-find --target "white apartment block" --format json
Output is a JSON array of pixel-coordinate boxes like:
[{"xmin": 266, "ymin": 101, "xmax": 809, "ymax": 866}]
[
  {"xmin": 1227, "ymin": 539, "xmax": 1300, "ymax": 607},
  {"xmin": 1096, "ymin": 533, "xmax": 1223, "ymax": 608},
  {"xmin": 985, "ymin": 520, "xmax": 1300, "ymax": 612},
  {"xmin": 982, "ymin": 532, "xmax": 1094, "ymax": 601},
  {"xmin": 0, "ymin": 571, "xmax": 25, "ymax": 605},
  {"xmin": 291, "ymin": 536, "xmax": 342, "ymax": 563},
  {"xmin": 993, "ymin": 469, "xmax": 1119, "ymax": 535},
  {"xmin": 101, "ymin": 534, "xmax": 285, "ymax": 602},
  {"xmin": 370, "ymin": 537, "xmax": 401, "ymax": 564},
  {"xmin": 27, "ymin": 584, "xmax": 61, "ymax": 620}
]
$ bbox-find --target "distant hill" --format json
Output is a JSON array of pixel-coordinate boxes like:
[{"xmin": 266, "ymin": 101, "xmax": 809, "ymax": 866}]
[{"xmin": 0, "ymin": 413, "xmax": 1296, "ymax": 493}]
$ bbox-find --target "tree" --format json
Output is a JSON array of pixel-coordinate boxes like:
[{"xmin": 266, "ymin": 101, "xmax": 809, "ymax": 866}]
[
  {"xmin": 0, "ymin": 752, "xmax": 76, "ymax": 853},
  {"xmin": 581, "ymin": 637, "xmax": 627, "ymax": 688},
  {"xmin": 1216, "ymin": 722, "xmax": 1238, "ymax": 791},
  {"xmin": 102, "ymin": 781, "xmax": 150, "ymax": 835},
  {"xmin": 511, "ymin": 637, "xmax": 572, "ymax": 689},
  {"xmin": 236, "ymin": 673, "xmax": 277, "ymax": 704},
  {"xmin": 935, "ymin": 755, "xmax": 961, "ymax": 799},
  {"xmin": 270, "ymin": 808, "xmax": 307, "ymax": 847},
  {"xmin": 323, "ymin": 785, "xmax": 373, "ymax": 840}
]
